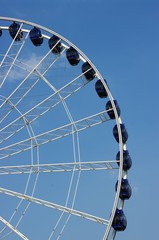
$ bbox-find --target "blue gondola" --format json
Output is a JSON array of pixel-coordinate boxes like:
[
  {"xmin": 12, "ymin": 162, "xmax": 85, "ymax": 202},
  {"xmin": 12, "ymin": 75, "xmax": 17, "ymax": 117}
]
[
  {"xmin": 0, "ymin": 29, "xmax": 2, "ymax": 37},
  {"xmin": 116, "ymin": 150, "xmax": 132, "ymax": 170},
  {"xmin": 48, "ymin": 35, "xmax": 63, "ymax": 54},
  {"xmin": 112, "ymin": 209, "xmax": 127, "ymax": 231},
  {"xmin": 113, "ymin": 124, "xmax": 128, "ymax": 143},
  {"xmin": 29, "ymin": 27, "xmax": 43, "ymax": 46},
  {"xmin": 66, "ymin": 47, "xmax": 80, "ymax": 66},
  {"xmin": 82, "ymin": 62, "xmax": 96, "ymax": 81},
  {"xmin": 115, "ymin": 178, "xmax": 132, "ymax": 200},
  {"xmin": 106, "ymin": 100, "xmax": 121, "ymax": 119},
  {"xmin": 95, "ymin": 79, "xmax": 108, "ymax": 98},
  {"xmin": 9, "ymin": 22, "xmax": 23, "ymax": 41}
]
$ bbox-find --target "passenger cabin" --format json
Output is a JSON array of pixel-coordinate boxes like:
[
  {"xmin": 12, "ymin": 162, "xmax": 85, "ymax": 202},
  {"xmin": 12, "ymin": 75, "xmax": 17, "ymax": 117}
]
[
  {"xmin": 95, "ymin": 79, "xmax": 108, "ymax": 98},
  {"xmin": 113, "ymin": 124, "xmax": 128, "ymax": 144},
  {"xmin": 115, "ymin": 178, "xmax": 132, "ymax": 200},
  {"xmin": 82, "ymin": 62, "xmax": 96, "ymax": 81},
  {"xmin": 116, "ymin": 150, "xmax": 132, "ymax": 171},
  {"xmin": 9, "ymin": 22, "xmax": 23, "ymax": 41},
  {"xmin": 106, "ymin": 100, "xmax": 121, "ymax": 119},
  {"xmin": 66, "ymin": 47, "xmax": 80, "ymax": 66},
  {"xmin": 48, "ymin": 35, "xmax": 63, "ymax": 54},
  {"xmin": 112, "ymin": 209, "xmax": 127, "ymax": 231},
  {"xmin": 29, "ymin": 27, "xmax": 43, "ymax": 46}
]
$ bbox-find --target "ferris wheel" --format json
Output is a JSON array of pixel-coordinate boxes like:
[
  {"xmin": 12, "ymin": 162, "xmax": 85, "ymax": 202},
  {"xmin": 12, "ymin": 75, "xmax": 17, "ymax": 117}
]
[{"xmin": 0, "ymin": 17, "xmax": 132, "ymax": 240}]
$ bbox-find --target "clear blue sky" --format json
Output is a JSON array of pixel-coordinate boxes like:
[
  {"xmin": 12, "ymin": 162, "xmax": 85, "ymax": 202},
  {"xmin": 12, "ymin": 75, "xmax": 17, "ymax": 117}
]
[{"xmin": 0, "ymin": 0, "xmax": 159, "ymax": 239}]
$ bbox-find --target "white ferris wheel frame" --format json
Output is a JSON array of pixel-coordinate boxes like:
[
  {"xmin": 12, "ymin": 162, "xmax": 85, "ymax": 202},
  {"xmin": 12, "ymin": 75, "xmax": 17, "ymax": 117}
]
[{"xmin": 0, "ymin": 16, "xmax": 129, "ymax": 240}]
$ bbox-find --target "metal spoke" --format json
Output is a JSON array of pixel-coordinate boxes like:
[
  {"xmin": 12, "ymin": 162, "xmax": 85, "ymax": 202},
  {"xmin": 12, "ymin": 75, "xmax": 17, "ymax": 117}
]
[
  {"xmin": 0, "ymin": 110, "xmax": 109, "ymax": 159},
  {"xmin": 0, "ymin": 160, "xmax": 118, "ymax": 175},
  {"xmin": 0, "ymin": 23, "xmax": 24, "ymax": 87},
  {"xmin": 0, "ymin": 32, "xmax": 30, "ymax": 88},
  {"xmin": 0, "ymin": 187, "xmax": 109, "ymax": 226},
  {"xmin": 0, "ymin": 215, "xmax": 29, "ymax": 240}
]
